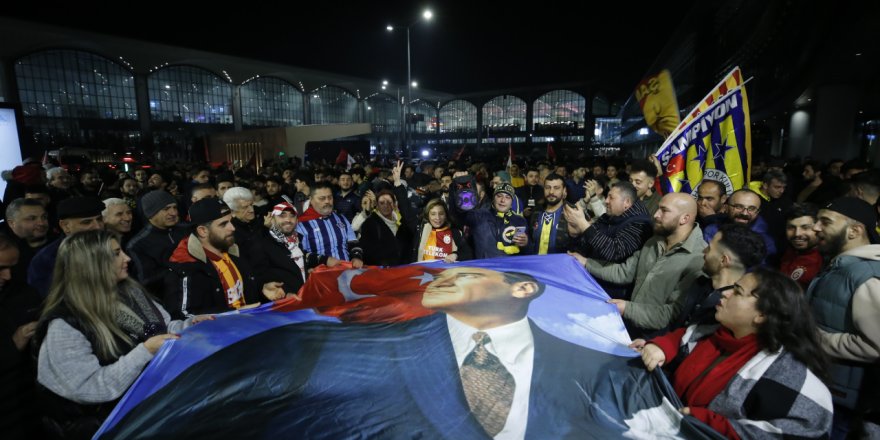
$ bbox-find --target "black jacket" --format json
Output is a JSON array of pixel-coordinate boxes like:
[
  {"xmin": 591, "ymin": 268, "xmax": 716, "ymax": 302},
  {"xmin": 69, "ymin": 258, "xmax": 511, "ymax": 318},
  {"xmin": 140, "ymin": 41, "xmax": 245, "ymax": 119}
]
[
  {"xmin": 249, "ymin": 229, "xmax": 326, "ymax": 294},
  {"xmin": 127, "ymin": 223, "xmax": 189, "ymax": 294},
  {"xmin": 0, "ymin": 279, "xmax": 41, "ymax": 440},
  {"xmin": 163, "ymin": 235, "xmax": 266, "ymax": 319},
  {"xmin": 360, "ymin": 213, "xmax": 413, "ymax": 266}
]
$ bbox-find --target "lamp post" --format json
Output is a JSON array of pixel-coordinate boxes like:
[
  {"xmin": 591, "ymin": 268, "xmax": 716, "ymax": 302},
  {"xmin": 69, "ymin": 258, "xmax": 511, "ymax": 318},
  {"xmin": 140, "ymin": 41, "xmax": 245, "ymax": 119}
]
[{"xmin": 387, "ymin": 9, "xmax": 432, "ymax": 159}]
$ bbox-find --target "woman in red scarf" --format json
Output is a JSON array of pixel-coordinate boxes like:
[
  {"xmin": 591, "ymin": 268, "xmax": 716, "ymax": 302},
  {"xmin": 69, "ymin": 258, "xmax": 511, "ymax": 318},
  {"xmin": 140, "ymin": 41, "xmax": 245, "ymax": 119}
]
[{"xmin": 640, "ymin": 268, "xmax": 833, "ymax": 439}]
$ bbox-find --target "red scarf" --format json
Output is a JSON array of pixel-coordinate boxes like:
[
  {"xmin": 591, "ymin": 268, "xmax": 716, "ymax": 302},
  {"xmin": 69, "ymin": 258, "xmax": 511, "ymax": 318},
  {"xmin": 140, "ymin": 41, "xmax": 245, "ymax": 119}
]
[
  {"xmin": 298, "ymin": 206, "xmax": 324, "ymax": 222},
  {"xmin": 673, "ymin": 328, "xmax": 760, "ymax": 407}
]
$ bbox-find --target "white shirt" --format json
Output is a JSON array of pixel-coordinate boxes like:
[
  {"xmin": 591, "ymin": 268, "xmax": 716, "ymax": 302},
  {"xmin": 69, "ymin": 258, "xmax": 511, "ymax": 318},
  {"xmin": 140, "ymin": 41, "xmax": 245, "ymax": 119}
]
[{"xmin": 446, "ymin": 314, "xmax": 534, "ymax": 440}]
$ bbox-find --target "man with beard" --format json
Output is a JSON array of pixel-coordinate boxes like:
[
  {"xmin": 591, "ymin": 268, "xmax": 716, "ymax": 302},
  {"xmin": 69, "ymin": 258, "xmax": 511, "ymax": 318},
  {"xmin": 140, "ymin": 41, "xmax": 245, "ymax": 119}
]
[
  {"xmin": 147, "ymin": 172, "xmax": 167, "ymax": 192},
  {"xmin": 251, "ymin": 202, "xmax": 338, "ymax": 294},
  {"xmin": 264, "ymin": 176, "xmax": 287, "ymax": 207},
  {"xmin": 515, "ymin": 168, "xmax": 543, "ymax": 219},
  {"xmin": 668, "ymin": 223, "xmax": 765, "ymax": 330},
  {"xmin": 571, "ymin": 193, "xmax": 706, "ymax": 338},
  {"xmin": 334, "ymin": 170, "xmax": 361, "ymax": 222},
  {"xmin": 779, "ymin": 203, "xmax": 822, "ymax": 289},
  {"xmin": 797, "ymin": 160, "xmax": 837, "ymax": 205},
  {"xmin": 807, "ymin": 197, "xmax": 880, "ymax": 437},
  {"xmin": 75, "ymin": 169, "xmax": 102, "ymax": 197},
  {"xmin": 703, "ymin": 189, "xmax": 777, "ymax": 263},
  {"xmin": 528, "ymin": 174, "xmax": 577, "ymax": 255},
  {"xmin": 164, "ymin": 199, "xmax": 285, "ymax": 319}
]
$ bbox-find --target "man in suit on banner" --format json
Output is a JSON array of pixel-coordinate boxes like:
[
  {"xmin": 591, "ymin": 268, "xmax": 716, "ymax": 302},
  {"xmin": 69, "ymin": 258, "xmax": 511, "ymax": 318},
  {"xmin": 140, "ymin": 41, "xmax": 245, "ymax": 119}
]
[{"xmin": 100, "ymin": 265, "xmax": 671, "ymax": 439}]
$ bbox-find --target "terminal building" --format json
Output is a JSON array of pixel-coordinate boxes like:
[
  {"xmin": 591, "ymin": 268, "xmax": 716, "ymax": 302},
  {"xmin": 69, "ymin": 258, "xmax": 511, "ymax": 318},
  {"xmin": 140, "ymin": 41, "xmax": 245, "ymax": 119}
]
[{"xmin": 0, "ymin": 0, "xmax": 878, "ymax": 165}]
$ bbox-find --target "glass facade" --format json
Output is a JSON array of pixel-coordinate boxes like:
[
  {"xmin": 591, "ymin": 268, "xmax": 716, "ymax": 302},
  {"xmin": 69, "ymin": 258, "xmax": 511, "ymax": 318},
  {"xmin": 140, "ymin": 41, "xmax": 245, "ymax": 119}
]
[
  {"xmin": 409, "ymin": 100, "xmax": 437, "ymax": 134},
  {"xmin": 365, "ymin": 93, "xmax": 401, "ymax": 133},
  {"xmin": 594, "ymin": 117, "xmax": 622, "ymax": 144},
  {"xmin": 483, "ymin": 95, "xmax": 527, "ymax": 131},
  {"xmin": 148, "ymin": 66, "xmax": 233, "ymax": 124},
  {"xmin": 309, "ymin": 86, "xmax": 358, "ymax": 124},
  {"xmin": 15, "ymin": 49, "xmax": 137, "ymax": 120},
  {"xmin": 439, "ymin": 100, "xmax": 478, "ymax": 134},
  {"xmin": 533, "ymin": 90, "xmax": 586, "ymax": 129},
  {"xmin": 240, "ymin": 77, "xmax": 304, "ymax": 127}
]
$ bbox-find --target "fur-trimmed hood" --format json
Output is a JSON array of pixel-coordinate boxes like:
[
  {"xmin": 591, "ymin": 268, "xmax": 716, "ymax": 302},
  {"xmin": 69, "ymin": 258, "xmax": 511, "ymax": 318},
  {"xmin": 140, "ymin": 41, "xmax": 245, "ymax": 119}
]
[{"xmin": 169, "ymin": 234, "xmax": 240, "ymax": 264}]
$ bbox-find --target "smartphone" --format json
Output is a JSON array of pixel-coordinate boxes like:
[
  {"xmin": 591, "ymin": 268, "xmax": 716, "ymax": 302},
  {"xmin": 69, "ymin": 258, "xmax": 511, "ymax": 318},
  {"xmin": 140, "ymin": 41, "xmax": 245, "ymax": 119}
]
[{"xmin": 515, "ymin": 226, "xmax": 526, "ymax": 236}]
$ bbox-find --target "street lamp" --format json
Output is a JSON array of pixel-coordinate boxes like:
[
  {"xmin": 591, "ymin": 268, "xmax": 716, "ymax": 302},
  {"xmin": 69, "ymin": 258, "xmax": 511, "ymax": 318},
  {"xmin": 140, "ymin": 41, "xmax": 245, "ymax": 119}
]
[{"xmin": 387, "ymin": 8, "xmax": 432, "ymax": 158}]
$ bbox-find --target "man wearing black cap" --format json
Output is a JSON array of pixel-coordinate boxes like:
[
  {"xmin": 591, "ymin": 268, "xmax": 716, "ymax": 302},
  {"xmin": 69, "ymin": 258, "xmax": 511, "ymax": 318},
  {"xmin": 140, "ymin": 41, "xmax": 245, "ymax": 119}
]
[
  {"xmin": 807, "ymin": 197, "xmax": 880, "ymax": 436},
  {"xmin": 27, "ymin": 196, "xmax": 105, "ymax": 297},
  {"xmin": 164, "ymin": 199, "xmax": 285, "ymax": 319},
  {"xmin": 127, "ymin": 190, "xmax": 188, "ymax": 293}
]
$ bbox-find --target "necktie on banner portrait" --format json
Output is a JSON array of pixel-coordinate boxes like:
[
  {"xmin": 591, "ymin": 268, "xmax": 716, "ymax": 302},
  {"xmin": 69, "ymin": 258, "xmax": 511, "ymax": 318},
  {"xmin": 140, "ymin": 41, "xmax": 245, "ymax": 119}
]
[
  {"xmin": 94, "ymin": 255, "xmax": 726, "ymax": 440},
  {"xmin": 655, "ymin": 67, "xmax": 751, "ymax": 195}
]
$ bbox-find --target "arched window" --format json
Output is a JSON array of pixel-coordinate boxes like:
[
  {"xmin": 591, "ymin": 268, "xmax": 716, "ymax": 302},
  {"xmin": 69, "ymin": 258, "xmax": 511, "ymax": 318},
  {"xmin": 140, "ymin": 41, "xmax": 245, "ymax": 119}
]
[
  {"xmin": 15, "ymin": 49, "xmax": 137, "ymax": 120},
  {"xmin": 439, "ymin": 100, "xmax": 477, "ymax": 134},
  {"xmin": 482, "ymin": 95, "xmax": 526, "ymax": 131},
  {"xmin": 148, "ymin": 66, "xmax": 233, "ymax": 124},
  {"xmin": 533, "ymin": 90, "xmax": 585, "ymax": 129},
  {"xmin": 240, "ymin": 77, "xmax": 304, "ymax": 127},
  {"xmin": 409, "ymin": 100, "xmax": 437, "ymax": 134},
  {"xmin": 309, "ymin": 86, "xmax": 358, "ymax": 124},
  {"xmin": 364, "ymin": 93, "xmax": 400, "ymax": 133}
]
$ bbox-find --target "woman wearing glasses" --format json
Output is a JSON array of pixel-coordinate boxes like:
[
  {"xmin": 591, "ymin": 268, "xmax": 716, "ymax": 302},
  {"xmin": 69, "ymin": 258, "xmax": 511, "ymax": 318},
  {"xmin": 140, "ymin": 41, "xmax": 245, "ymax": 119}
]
[{"xmin": 639, "ymin": 268, "xmax": 833, "ymax": 439}]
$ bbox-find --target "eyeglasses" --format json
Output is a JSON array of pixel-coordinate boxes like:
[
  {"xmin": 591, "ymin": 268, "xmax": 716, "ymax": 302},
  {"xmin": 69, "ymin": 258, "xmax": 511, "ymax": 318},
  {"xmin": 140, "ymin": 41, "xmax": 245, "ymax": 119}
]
[{"xmin": 729, "ymin": 204, "xmax": 759, "ymax": 214}]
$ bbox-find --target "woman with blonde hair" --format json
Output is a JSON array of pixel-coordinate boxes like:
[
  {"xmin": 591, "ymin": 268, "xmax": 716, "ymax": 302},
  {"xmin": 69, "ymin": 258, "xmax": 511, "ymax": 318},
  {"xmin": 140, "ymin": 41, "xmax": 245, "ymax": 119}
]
[{"xmin": 34, "ymin": 230, "xmax": 211, "ymax": 439}]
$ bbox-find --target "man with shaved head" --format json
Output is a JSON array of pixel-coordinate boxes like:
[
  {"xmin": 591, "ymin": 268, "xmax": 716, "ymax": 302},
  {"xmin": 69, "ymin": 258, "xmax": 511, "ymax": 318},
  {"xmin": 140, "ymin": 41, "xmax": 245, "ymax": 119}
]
[{"xmin": 570, "ymin": 193, "xmax": 707, "ymax": 338}]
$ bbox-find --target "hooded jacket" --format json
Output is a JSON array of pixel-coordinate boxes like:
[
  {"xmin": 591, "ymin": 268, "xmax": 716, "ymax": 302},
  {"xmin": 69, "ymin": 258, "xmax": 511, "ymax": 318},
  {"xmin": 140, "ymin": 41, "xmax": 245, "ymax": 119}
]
[
  {"xmin": 163, "ymin": 235, "xmax": 264, "ymax": 319},
  {"xmin": 806, "ymin": 244, "xmax": 880, "ymax": 410}
]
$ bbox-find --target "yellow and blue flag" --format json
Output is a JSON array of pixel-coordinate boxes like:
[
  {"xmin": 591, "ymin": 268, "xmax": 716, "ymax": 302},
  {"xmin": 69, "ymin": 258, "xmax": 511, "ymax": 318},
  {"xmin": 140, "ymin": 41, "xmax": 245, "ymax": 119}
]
[{"xmin": 655, "ymin": 67, "xmax": 751, "ymax": 195}]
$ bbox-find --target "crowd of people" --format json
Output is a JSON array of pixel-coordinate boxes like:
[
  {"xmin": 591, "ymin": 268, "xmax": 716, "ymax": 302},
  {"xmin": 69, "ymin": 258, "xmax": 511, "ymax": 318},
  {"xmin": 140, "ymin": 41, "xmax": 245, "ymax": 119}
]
[{"xmin": 0, "ymin": 151, "xmax": 877, "ymax": 439}]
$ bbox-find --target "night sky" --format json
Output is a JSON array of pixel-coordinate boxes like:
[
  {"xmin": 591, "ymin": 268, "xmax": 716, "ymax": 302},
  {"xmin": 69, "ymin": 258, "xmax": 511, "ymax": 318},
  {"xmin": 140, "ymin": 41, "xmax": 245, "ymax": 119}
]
[{"xmin": 3, "ymin": 1, "xmax": 698, "ymax": 95}]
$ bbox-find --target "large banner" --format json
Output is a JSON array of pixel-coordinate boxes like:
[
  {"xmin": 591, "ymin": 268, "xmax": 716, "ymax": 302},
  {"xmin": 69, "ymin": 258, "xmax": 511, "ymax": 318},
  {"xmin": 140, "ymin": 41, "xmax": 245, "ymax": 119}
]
[
  {"xmin": 655, "ymin": 67, "xmax": 751, "ymax": 195},
  {"xmin": 96, "ymin": 255, "xmax": 722, "ymax": 439}
]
